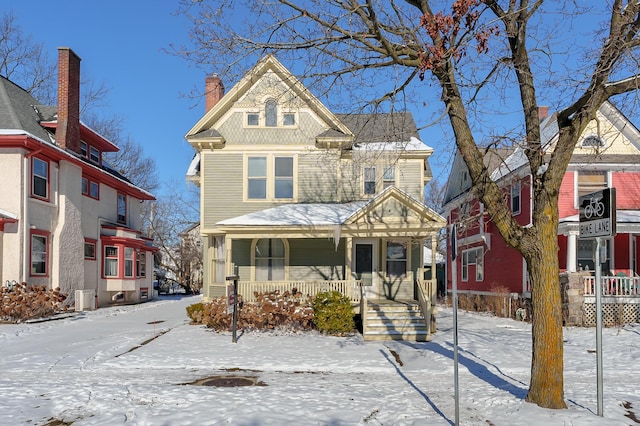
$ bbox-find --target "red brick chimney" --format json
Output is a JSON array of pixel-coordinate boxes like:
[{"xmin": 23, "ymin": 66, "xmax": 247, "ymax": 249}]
[
  {"xmin": 538, "ymin": 106, "xmax": 549, "ymax": 120},
  {"xmin": 205, "ymin": 74, "xmax": 224, "ymax": 112},
  {"xmin": 57, "ymin": 47, "xmax": 81, "ymax": 153}
]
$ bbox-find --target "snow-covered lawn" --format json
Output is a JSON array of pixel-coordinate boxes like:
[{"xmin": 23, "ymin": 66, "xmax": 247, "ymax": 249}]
[{"xmin": 1, "ymin": 295, "xmax": 638, "ymax": 425}]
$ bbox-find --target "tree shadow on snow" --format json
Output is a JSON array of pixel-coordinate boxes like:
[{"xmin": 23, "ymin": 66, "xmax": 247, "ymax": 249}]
[
  {"xmin": 401, "ymin": 341, "xmax": 528, "ymax": 400},
  {"xmin": 380, "ymin": 349, "xmax": 454, "ymax": 425}
]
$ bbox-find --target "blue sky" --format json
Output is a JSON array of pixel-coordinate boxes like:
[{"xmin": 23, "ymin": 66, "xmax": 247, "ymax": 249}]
[{"xmin": 7, "ymin": 1, "xmax": 205, "ymax": 195}]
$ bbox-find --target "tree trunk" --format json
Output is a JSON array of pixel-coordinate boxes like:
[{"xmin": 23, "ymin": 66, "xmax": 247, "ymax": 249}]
[{"xmin": 524, "ymin": 208, "xmax": 567, "ymax": 409}]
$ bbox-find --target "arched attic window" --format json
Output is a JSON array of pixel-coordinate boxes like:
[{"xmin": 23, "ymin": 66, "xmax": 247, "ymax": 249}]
[{"xmin": 265, "ymin": 99, "xmax": 277, "ymax": 127}]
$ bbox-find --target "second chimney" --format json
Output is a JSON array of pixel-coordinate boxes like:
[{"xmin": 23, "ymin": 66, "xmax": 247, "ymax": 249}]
[
  {"xmin": 57, "ymin": 47, "xmax": 81, "ymax": 153},
  {"xmin": 538, "ymin": 106, "xmax": 549, "ymax": 120},
  {"xmin": 205, "ymin": 74, "xmax": 224, "ymax": 112}
]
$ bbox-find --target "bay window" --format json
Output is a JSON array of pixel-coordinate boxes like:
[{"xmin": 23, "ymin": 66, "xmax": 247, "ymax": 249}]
[{"xmin": 104, "ymin": 246, "xmax": 119, "ymax": 277}]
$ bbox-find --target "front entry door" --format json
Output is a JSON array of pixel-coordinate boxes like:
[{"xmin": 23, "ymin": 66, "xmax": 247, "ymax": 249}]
[{"xmin": 354, "ymin": 239, "xmax": 378, "ymax": 298}]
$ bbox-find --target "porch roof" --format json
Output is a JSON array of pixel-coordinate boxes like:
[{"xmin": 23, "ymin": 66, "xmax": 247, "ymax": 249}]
[
  {"xmin": 559, "ymin": 210, "xmax": 640, "ymax": 233},
  {"xmin": 216, "ymin": 201, "xmax": 368, "ymax": 226}
]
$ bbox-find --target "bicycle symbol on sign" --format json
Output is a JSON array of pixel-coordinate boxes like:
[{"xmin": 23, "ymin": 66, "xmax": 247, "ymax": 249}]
[{"xmin": 584, "ymin": 196, "xmax": 605, "ymax": 219}]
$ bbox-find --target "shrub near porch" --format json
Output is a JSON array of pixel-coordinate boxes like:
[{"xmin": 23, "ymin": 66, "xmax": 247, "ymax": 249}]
[{"xmin": 186, "ymin": 290, "xmax": 355, "ymax": 334}]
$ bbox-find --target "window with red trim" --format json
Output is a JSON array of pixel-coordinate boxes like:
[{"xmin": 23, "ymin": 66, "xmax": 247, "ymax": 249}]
[
  {"xmin": 124, "ymin": 247, "xmax": 135, "ymax": 278},
  {"xmin": 31, "ymin": 157, "xmax": 49, "ymax": 200},
  {"xmin": 82, "ymin": 176, "xmax": 100, "ymax": 200},
  {"xmin": 30, "ymin": 230, "xmax": 49, "ymax": 276}
]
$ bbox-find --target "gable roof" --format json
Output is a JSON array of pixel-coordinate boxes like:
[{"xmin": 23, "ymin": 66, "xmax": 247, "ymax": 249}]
[
  {"xmin": 443, "ymin": 101, "xmax": 640, "ymax": 206},
  {"xmin": 186, "ymin": 54, "xmax": 353, "ymax": 142},
  {"xmin": 0, "ymin": 74, "xmax": 154, "ymax": 201},
  {"xmin": 216, "ymin": 186, "xmax": 445, "ymax": 230}
]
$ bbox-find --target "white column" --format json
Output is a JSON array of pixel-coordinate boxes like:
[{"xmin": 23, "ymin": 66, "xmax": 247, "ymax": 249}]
[{"xmin": 567, "ymin": 231, "xmax": 578, "ymax": 272}]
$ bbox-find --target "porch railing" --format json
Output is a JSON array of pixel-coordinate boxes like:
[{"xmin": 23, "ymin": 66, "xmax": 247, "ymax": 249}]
[
  {"xmin": 235, "ymin": 280, "xmax": 363, "ymax": 304},
  {"xmin": 583, "ymin": 276, "xmax": 640, "ymax": 297},
  {"xmin": 416, "ymin": 279, "xmax": 435, "ymax": 338}
]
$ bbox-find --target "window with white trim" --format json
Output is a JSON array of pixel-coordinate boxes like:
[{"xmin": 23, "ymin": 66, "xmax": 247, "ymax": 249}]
[
  {"xmin": 386, "ymin": 240, "xmax": 407, "ymax": 278},
  {"xmin": 462, "ymin": 247, "xmax": 484, "ymax": 281},
  {"xmin": 136, "ymin": 251, "xmax": 146, "ymax": 277},
  {"xmin": 364, "ymin": 167, "xmax": 376, "ymax": 195},
  {"xmin": 213, "ymin": 236, "xmax": 226, "ymax": 284},
  {"xmin": 254, "ymin": 238, "xmax": 285, "ymax": 281},
  {"xmin": 89, "ymin": 146, "xmax": 101, "ymax": 164},
  {"xmin": 511, "ymin": 180, "xmax": 521, "ymax": 215},
  {"xmin": 104, "ymin": 246, "xmax": 119, "ymax": 277},
  {"xmin": 265, "ymin": 99, "xmax": 277, "ymax": 127},
  {"xmin": 383, "ymin": 165, "xmax": 396, "ymax": 189},
  {"xmin": 246, "ymin": 155, "xmax": 295, "ymax": 201},
  {"xmin": 577, "ymin": 170, "xmax": 608, "ymax": 199},
  {"xmin": 124, "ymin": 247, "xmax": 135, "ymax": 278},
  {"xmin": 80, "ymin": 141, "xmax": 88, "ymax": 158}
]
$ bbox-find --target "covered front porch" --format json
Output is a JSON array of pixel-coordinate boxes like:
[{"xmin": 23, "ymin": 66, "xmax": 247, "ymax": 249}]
[{"xmin": 200, "ymin": 188, "xmax": 446, "ymax": 339}]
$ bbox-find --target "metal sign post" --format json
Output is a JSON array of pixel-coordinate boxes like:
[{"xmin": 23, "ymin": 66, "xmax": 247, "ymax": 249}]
[
  {"xmin": 579, "ymin": 188, "xmax": 616, "ymax": 417},
  {"xmin": 450, "ymin": 223, "xmax": 459, "ymax": 426},
  {"xmin": 226, "ymin": 265, "xmax": 239, "ymax": 343}
]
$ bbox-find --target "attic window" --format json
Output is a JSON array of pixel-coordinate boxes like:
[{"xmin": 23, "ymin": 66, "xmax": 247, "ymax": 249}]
[
  {"xmin": 265, "ymin": 99, "xmax": 277, "ymax": 127},
  {"xmin": 247, "ymin": 113, "xmax": 259, "ymax": 126},
  {"xmin": 283, "ymin": 113, "xmax": 295, "ymax": 126},
  {"xmin": 89, "ymin": 146, "xmax": 101, "ymax": 164},
  {"xmin": 582, "ymin": 135, "xmax": 604, "ymax": 147}
]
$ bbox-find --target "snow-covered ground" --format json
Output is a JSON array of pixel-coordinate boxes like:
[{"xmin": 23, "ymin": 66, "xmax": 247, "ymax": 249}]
[{"xmin": 1, "ymin": 295, "xmax": 638, "ymax": 425}]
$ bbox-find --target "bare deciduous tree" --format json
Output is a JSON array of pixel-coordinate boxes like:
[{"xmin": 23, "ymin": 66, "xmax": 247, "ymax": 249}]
[{"xmin": 172, "ymin": 0, "xmax": 640, "ymax": 408}]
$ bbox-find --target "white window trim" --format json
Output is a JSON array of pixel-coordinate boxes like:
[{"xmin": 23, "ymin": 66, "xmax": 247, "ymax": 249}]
[
  {"xmin": 250, "ymin": 238, "xmax": 290, "ymax": 281},
  {"xmin": 462, "ymin": 246, "xmax": 484, "ymax": 282},
  {"xmin": 511, "ymin": 180, "xmax": 521, "ymax": 216},
  {"xmin": 243, "ymin": 154, "xmax": 297, "ymax": 202}
]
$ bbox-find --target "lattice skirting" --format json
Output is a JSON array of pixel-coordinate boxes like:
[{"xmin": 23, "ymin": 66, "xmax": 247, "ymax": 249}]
[{"xmin": 583, "ymin": 303, "xmax": 640, "ymax": 326}]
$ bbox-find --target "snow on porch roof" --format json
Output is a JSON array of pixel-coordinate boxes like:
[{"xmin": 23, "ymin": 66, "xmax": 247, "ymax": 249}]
[
  {"xmin": 561, "ymin": 210, "xmax": 640, "ymax": 224},
  {"xmin": 216, "ymin": 201, "xmax": 369, "ymax": 227}
]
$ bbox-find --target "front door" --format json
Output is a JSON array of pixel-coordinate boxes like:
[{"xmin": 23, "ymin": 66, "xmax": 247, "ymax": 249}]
[{"xmin": 354, "ymin": 239, "xmax": 378, "ymax": 299}]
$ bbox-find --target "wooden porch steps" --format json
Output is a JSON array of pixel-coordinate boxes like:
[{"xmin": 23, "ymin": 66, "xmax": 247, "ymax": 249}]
[{"xmin": 363, "ymin": 300, "xmax": 429, "ymax": 342}]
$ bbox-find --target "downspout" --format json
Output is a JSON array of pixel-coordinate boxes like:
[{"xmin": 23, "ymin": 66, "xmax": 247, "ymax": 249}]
[{"xmin": 21, "ymin": 154, "xmax": 30, "ymax": 282}]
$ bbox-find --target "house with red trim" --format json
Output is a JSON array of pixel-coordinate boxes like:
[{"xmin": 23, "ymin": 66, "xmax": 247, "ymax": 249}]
[
  {"xmin": 0, "ymin": 47, "xmax": 156, "ymax": 308},
  {"xmin": 442, "ymin": 102, "xmax": 640, "ymax": 311}
]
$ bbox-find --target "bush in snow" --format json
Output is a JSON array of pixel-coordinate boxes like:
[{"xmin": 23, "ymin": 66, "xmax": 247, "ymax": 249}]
[
  {"xmin": 0, "ymin": 282, "xmax": 68, "ymax": 322},
  {"xmin": 311, "ymin": 290, "xmax": 355, "ymax": 335},
  {"xmin": 188, "ymin": 290, "xmax": 314, "ymax": 332}
]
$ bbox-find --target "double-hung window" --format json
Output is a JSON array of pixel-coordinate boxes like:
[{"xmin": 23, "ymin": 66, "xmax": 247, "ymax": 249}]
[
  {"xmin": 462, "ymin": 247, "xmax": 484, "ymax": 281},
  {"xmin": 117, "ymin": 193, "xmax": 127, "ymax": 224},
  {"xmin": 254, "ymin": 238, "xmax": 285, "ymax": 281},
  {"xmin": 274, "ymin": 157, "xmax": 293, "ymax": 199},
  {"xmin": 136, "ymin": 251, "xmax": 146, "ymax": 277},
  {"xmin": 364, "ymin": 167, "xmax": 376, "ymax": 195},
  {"xmin": 577, "ymin": 170, "xmax": 608, "ymax": 200},
  {"xmin": 104, "ymin": 246, "xmax": 119, "ymax": 277},
  {"xmin": 246, "ymin": 155, "xmax": 295, "ymax": 201},
  {"xmin": 124, "ymin": 247, "xmax": 135, "ymax": 278},
  {"xmin": 511, "ymin": 181, "xmax": 521, "ymax": 215},
  {"xmin": 89, "ymin": 147, "xmax": 100, "ymax": 164},
  {"xmin": 386, "ymin": 240, "xmax": 407, "ymax": 278},
  {"xmin": 32, "ymin": 157, "xmax": 49, "ymax": 200},
  {"xmin": 383, "ymin": 166, "xmax": 396, "ymax": 189},
  {"xmin": 30, "ymin": 230, "xmax": 49, "ymax": 276},
  {"xmin": 247, "ymin": 157, "xmax": 267, "ymax": 199}
]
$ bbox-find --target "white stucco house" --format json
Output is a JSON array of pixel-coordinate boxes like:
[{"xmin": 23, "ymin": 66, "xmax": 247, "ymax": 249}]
[{"xmin": 0, "ymin": 47, "xmax": 156, "ymax": 308}]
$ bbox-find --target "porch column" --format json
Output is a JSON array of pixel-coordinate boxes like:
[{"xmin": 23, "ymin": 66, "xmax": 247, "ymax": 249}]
[
  {"xmin": 345, "ymin": 237, "xmax": 352, "ymax": 280},
  {"xmin": 226, "ymin": 237, "xmax": 234, "ymax": 277},
  {"xmin": 567, "ymin": 231, "xmax": 578, "ymax": 272}
]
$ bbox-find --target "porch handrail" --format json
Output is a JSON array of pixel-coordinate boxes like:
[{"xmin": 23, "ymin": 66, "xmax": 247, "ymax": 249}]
[
  {"xmin": 583, "ymin": 275, "xmax": 640, "ymax": 297},
  {"xmin": 416, "ymin": 279, "xmax": 435, "ymax": 339},
  {"xmin": 235, "ymin": 280, "xmax": 363, "ymax": 303}
]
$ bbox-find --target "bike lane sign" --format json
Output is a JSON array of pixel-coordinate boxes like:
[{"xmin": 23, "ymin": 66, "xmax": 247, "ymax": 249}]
[{"xmin": 579, "ymin": 188, "xmax": 616, "ymax": 238}]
